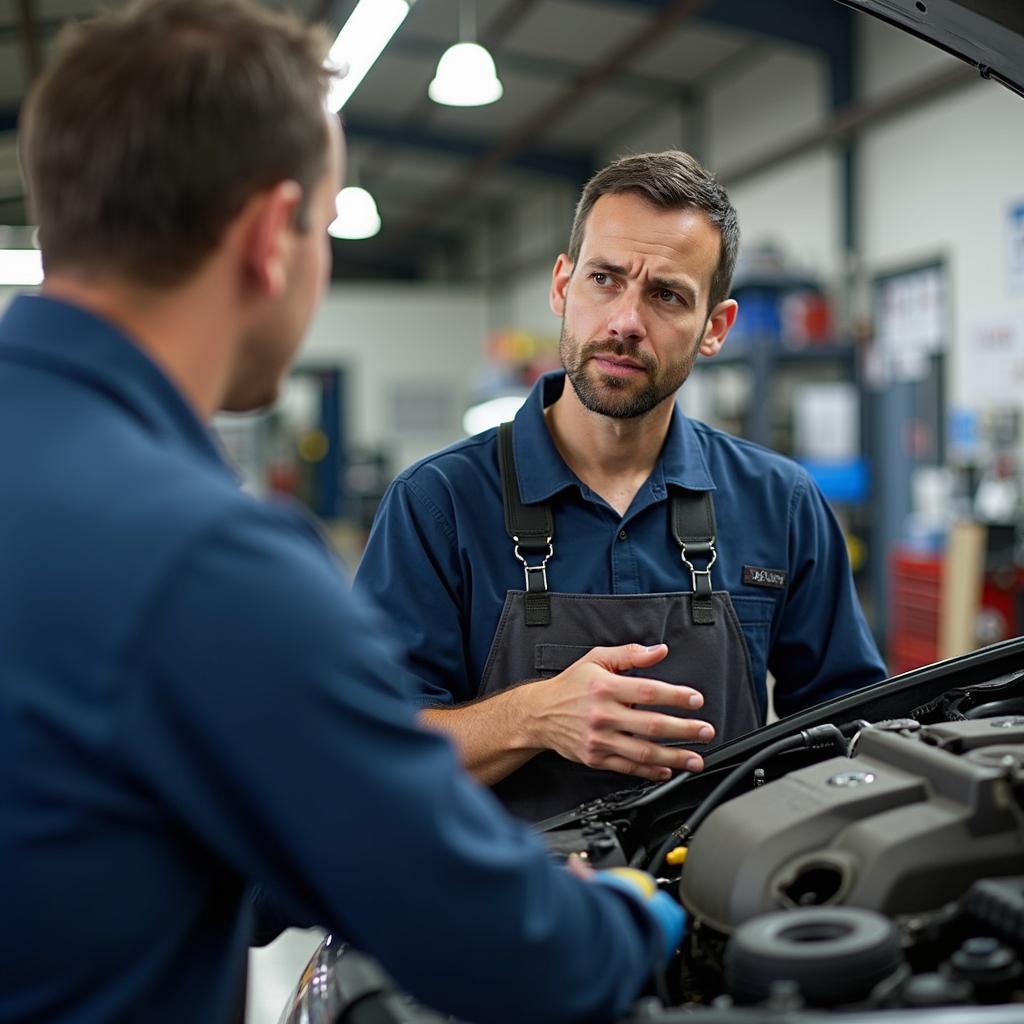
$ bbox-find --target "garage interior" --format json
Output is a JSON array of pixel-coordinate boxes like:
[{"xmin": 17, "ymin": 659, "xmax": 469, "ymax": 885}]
[{"xmin": 1, "ymin": 1, "xmax": 1022, "ymax": 1020}]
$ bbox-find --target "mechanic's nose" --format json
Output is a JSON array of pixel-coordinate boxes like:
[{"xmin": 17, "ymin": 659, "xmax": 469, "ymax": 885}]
[{"xmin": 607, "ymin": 290, "xmax": 646, "ymax": 342}]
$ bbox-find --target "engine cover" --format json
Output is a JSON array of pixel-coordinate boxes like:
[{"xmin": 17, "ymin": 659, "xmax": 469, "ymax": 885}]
[{"xmin": 678, "ymin": 717, "xmax": 1024, "ymax": 933}]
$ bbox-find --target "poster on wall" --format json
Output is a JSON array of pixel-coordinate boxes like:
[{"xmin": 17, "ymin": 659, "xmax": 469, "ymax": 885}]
[
  {"xmin": 1008, "ymin": 200, "xmax": 1024, "ymax": 295},
  {"xmin": 874, "ymin": 262, "xmax": 947, "ymax": 383},
  {"xmin": 964, "ymin": 315, "xmax": 1024, "ymax": 408}
]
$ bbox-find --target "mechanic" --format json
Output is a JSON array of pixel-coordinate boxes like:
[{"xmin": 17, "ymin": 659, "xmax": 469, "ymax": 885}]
[
  {"xmin": 355, "ymin": 150, "xmax": 887, "ymax": 822},
  {"xmin": 0, "ymin": 3, "xmax": 686, "ymax": 1022}
]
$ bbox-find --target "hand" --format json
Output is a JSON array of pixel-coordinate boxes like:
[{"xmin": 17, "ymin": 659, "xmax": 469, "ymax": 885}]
[
  {"xmin": 528, "ymin": 643, "xmax": 714, "ymax": 782},
  {"xmin": 592, "ymin": 867, "xmax": 685, "ymax": 961}
]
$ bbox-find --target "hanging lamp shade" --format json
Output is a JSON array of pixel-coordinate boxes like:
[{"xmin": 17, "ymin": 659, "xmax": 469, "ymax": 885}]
[
  {"xmin": 428, "ymin": 42, "xmax": 503, "ymax": 107},
  {"xmin": 329, "ymin": 186, "xmax": 381, "ymax": 240}
]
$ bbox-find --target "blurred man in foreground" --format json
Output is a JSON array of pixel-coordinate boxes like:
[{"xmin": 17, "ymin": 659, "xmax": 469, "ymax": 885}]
[{"xmin": 0, "ymin": 2, "xmax": 683, "ymax": 1021}]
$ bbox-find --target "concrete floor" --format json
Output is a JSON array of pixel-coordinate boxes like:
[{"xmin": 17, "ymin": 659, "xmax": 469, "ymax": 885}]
[{"xmin": 246, "ymin": 928, "xmax": 324, "ymax": 1024}]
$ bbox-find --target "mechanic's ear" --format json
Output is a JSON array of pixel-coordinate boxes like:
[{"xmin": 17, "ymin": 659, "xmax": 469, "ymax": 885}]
[
  {"xmin": 699, "ymin": 298, "xmax": 738, "ymax": 358},
  {"xmin": 550, "ymin": 253, "xmax": 574, "ymax": 317}
]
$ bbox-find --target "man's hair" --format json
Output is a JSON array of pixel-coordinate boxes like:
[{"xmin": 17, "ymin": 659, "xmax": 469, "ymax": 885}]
[
  {"xmin": 567, "ymin": 151, "xmax": 740, "ymax": 312},
  {"xmin": 20, "ymin": 0, "xmax": 335, "ymax": 285}
]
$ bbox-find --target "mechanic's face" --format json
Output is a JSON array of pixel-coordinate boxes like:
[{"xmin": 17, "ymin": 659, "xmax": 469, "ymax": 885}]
[
  {"xmin": 225, "ymin": 115, "xmax": 342, "ymax": 412},
  {"xmin": 550, "ymin": 192, "xmax": 736, "ymax": 419}
]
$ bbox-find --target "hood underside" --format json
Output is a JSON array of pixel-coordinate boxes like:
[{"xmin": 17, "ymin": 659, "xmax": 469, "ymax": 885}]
[{"xmin": 836, "ymin": 0, "xmax": 1024, "ymax": 97}]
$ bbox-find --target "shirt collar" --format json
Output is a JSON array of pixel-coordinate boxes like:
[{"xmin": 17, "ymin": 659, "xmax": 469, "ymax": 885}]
[
  {"xmin": 0, "ymin": 294, "xmax": 232, "ymax": 474},
  {"xmin": 511, "ymin": 369, "xmax": 715, "ymax": 504}
]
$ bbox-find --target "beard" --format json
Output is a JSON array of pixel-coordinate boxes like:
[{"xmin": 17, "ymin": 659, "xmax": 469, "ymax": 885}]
[{"xmin": 559, "ymin": 319, "xmax": 704, "ymax": 420}]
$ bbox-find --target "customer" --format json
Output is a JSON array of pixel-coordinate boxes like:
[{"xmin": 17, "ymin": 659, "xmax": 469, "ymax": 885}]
[{"xmin": 0, "ymin": 3, "xmax": 683, "ymax": 1021}]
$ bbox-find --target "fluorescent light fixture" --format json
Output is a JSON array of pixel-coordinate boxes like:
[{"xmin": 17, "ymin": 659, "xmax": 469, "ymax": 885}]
[
  {"xmin": 429, "ymin": 41, "xmax": 503, "ymax": 107},
  {"xmin": 0, "ymin": 249, "xmax": 43, "ymax": 286},
  {"xmin": 462, "ymin": 394, "xmax": 527, "ymax": 436},
  {"xmin": 326, "ymin": 0, "xmax": 412, "ymax": 112},
  {"xmin": 329, "ymin": 186, "xmax": 381, "ymax": 240}
]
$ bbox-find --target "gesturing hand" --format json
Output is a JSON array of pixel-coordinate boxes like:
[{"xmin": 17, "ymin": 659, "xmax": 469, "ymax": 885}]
[{"xmin": 530, "ymin": 643, "xmax": 714, "ymax": 782}]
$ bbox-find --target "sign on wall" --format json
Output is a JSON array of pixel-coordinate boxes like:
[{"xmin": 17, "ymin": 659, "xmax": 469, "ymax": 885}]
[
  {"xmin": 1008, "ymin": 200, "xmax": 1024, "ymax": 296},
  {"xmin": 874, "ymin": 263, "xmax": 947, "ymax": 382},
  {"xmin": 964, "ymin": 315, "xmax": 1024, "ymax": 408}
]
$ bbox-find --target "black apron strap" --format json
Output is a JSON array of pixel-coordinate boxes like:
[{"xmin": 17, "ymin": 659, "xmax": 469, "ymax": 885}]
[
  {"xmin": 671, "ymin": 489, "xmax": 717, "ymax": 625},
  {"xmin": 497, "ymin": 422, "xmax": 553, "ymax": 626}
]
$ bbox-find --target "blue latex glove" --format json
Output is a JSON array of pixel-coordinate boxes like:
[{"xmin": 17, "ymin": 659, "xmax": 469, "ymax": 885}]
[{"xmin": 593, "ymin": 867, "xmax": 685, "ymax": 962}]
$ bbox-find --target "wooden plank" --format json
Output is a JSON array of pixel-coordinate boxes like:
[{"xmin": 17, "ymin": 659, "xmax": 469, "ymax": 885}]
[{"xmin": 938, "ymin": 520, "xmax": 987, "ymax": 661}]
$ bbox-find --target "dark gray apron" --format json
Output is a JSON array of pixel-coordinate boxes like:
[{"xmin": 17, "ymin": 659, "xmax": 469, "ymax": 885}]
[{"xmin": 483, "ymin": 423, "xmax": 761, "ymax": 821}]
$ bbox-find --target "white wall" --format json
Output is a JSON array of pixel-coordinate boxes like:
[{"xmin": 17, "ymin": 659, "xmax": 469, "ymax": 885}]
[
  {"xmin": 707, "ymin": 47, "xmax": 842, "ymax": 286},
  {"xmin": 706, "ymin": 49, "xmax": 828, "ymax": 172},
  {"xmin": 728, "ymin": 150, "xmax": 843, "ymax": 284},
  {"xmin": 298, "ymin": 283, "xmax": 488, "ymax": 474},
  {"xmin": 597, "ymin": 102, "xmax": 692, "ymax": 167},
  {"xmin": 489, "ymin": 262, "xmax": 560, "ymax": 340},
  {"xmin": 857, "ymin": 21, "xmax": 1024, "ymax": 414}
]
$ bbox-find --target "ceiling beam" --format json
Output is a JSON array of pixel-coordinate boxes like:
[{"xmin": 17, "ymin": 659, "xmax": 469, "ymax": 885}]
[
  {"xmin": 718, "ymin": 62, "xmax": 977, "ymax": 188},
  {"xmin": 569, "ymin": 0, "xmax": 853, "ymax": 58},
  {"xmin": 568, "ymin": 0, "xmax": 856, "ymax": 106},
  {"xmin": 344, "ymin": 117, "xmax": 594, "ymax": 181},
  {"xmin": 392, "ymin": 0, "xmax": 713, "ymax": 242}
]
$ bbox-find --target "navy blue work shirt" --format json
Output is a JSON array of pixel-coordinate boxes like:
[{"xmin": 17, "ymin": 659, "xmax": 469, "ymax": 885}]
[
  {"xmin": 356, "ymin": 371, "xmax": 885, "ymax": 720},
  {"xmin": 0, "ymin": 296, "xmax": 664, "ymax": 1024}
]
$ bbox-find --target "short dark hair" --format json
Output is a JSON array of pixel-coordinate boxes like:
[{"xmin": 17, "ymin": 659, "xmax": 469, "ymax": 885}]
[
  {"xmin": 20, "ymin": 0, "xmax": 335, "ymax": 285},
  {"xmin": 567, "ymin": 151, "xmax": 740, "ymax": 312}
]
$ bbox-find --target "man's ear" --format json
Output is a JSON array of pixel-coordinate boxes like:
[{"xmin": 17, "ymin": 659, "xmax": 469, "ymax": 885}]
[
  {"xmin": 243, "ymin": 180, "xmax": 304, "ymax": 297},
  {"xmin": 549, "ymin": 253, "xmax": 574, "ymax": 317},
  {"xmin": 699, "ymin": 298, "xmax": 739, "ymax": 357}
]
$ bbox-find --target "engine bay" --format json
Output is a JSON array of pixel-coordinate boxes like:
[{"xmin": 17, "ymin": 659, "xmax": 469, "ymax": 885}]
[
  {"xmin": 281, "ymin": 640, "xmax": 1024, "ymax": 1023},
  {"xmin": 541, "ymin": 652, "xmax": 1024, "ymax": 1021}
]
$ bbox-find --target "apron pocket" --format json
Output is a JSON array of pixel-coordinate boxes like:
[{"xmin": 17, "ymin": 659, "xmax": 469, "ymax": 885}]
[{"xmin": 534, "ymin": 643, "xmax": 592, "ymax": 676}]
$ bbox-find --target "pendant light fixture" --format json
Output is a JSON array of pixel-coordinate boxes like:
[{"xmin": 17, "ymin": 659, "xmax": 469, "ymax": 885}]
[
  {"xmin": 329, "ymin": 187, "xmax": 381, "ymax": 240},
  {"xmin": 329, "ymin": 159, "xmax": 381, "ymax": 240},
  {"xmin": 429, "ymin": 0, "xmax": 503, "ymax": 108}
]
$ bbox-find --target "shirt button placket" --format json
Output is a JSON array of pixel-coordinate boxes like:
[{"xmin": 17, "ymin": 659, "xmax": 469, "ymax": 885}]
[{"xmin": 612, "ymin": 523, "xmax": 637, "ymax": 593}]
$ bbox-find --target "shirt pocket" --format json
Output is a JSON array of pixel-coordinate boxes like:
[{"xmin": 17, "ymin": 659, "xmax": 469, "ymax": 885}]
[
  {"xmin": 534, "ymin": 644, "xmax": 592, "ymax": 676},
  {"xmin": 728, "ymin": 594, "xmax": 776, "ymax": 691}
]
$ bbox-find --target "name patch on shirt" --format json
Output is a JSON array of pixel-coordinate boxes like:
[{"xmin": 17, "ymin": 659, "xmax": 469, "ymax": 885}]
[{"xmin": 743, "ymin": 565, "xmax": 788, "ymax": 589}]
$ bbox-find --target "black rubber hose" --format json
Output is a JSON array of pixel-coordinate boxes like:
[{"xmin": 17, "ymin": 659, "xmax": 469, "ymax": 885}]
[{"xmin": 646, "ymin": 724, "xmax": 845, "ymax": 872}]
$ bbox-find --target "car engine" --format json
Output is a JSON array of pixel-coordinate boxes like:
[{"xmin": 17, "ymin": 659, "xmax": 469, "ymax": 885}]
[
  {"xmin": 669, "ymin": 715, "xmax": 1024, "ymax": 1015},
  {"xmin": 281, "ymin": 648, "xmax": 1024, "ymax": 1024}
]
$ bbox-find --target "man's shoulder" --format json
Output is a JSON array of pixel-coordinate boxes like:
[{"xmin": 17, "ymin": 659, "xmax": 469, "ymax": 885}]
[
  {"xmin": 392, "ymin": 428, "xmax": 499, "ymax": 492},
  {"xmin": 687, "ymin": 418, "xmax": 810, "ymax": 491}
]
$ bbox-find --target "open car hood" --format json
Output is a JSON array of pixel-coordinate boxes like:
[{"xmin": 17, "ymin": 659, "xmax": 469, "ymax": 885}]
[{"xmin": 836, "ymin": 0, "xmax": 1024, "ymax": 97}]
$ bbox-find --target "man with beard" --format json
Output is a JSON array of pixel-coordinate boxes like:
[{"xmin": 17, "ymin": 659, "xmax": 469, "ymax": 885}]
[{"xmin": 355, "ymin": 152, "xmax": 885, "ymax": 822}]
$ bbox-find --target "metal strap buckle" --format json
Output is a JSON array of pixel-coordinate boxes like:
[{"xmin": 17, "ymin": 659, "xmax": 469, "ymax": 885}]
[
  {"xmin": 680, "ymin": 540, "xmax": 717, "ymax": 592},
  {"xmin": 514, "ymin": 536, "xmax": 553, "ymax": 592}
]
